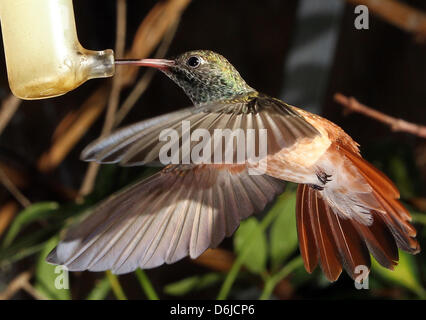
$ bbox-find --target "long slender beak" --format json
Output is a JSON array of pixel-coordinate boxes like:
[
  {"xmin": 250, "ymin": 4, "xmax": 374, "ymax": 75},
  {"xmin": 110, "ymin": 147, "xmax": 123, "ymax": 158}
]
[{"xmin": 115, "ymin": 58, "xmax": 175, "ymax": 70}]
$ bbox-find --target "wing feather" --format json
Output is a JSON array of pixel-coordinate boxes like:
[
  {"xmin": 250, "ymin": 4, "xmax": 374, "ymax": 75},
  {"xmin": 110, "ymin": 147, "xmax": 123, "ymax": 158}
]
[
  {"xmin": 46, "ymin": 165, "xmax": 285, "ymax": 274},
  {"xmin": 81, "ymin": 96, "xmax": 320, "ymax": 166}
]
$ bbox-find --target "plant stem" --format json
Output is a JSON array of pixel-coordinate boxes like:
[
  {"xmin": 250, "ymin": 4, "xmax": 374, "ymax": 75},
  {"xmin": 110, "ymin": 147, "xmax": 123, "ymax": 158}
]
[
  {"xmin": 135, "ymin": 269, "xmax": 159, "ymax": 300},
  {"xmin": 217, "ymin": 192, "xmax": 291, "ymax": 300},
  {"xmin": 259, "ymin": 255, "xmax": 304, "ymax": 300},
  {"xmin": 216, "ymin": 254, "xmax": 244, "ymax": 300},
  {"xmin": 106, "ymin": 270, "xmax": 127, "ymax": 300},
  {"xmin": 86, "ymin": 276, "xmax": 111, "ymax": 300}
]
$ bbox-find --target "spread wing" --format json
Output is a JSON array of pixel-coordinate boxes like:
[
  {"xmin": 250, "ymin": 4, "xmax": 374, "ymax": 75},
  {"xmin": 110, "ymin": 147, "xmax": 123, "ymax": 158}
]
[
  {"xmin": 46, "ymin": 164, "xmax": 285, "ymax": 274},
  {"xmin": 81, "ymin": 95, "xmax": 320, "ymax": 166}
]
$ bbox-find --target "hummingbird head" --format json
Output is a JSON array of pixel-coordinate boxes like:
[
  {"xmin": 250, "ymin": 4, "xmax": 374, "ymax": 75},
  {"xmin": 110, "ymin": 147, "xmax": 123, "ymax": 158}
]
[{"xmin": 126, "ymin": 50, "xmax": 255, "ymax": 105}]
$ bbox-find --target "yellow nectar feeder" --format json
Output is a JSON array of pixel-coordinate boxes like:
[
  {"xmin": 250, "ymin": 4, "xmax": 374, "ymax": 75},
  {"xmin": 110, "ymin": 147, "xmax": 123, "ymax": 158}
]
[{"xmin": 0, "ymin": 0, "xmax": 115, "ymax": 100}]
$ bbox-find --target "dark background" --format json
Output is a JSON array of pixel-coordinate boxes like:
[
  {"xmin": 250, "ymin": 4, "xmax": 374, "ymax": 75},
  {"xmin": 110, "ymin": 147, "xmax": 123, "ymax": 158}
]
[{"xmin": 0, "ymin": 0, "xmax": 425, "ymax": 300}]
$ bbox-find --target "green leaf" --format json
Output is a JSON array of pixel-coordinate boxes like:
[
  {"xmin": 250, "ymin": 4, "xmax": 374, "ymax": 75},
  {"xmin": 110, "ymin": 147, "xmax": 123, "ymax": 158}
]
[
  {"xmin": 164, "ymin": 273, "xmax": 222, "ymax": 296},
  {"xmin": 2, "ymin": 202, "xmax": 59, "ymax": 247},
  {"xmin": 389, "ymin": 156, "xmax": 414, "ymax": 198},
  {"xmin": 269, "ymin": 192, "xmax": 298, "ymax": 271},
  {"xmin": 372, "ymin": 250, "xmax": 425, "ymax": 298},
  {"xmin": 410, "ymin": 211, "xmax": 426, "ymax": 226},
  {"xmin": 34, "ymin": 236, "xmax": 71, "ymax": 300},
  {"xmin": 233, "ymin": 217, "xmax": 267, "ymax": 274},
  {"xmin": 86, "ymin": 277, "xmax": 111, "ymax": 300}
]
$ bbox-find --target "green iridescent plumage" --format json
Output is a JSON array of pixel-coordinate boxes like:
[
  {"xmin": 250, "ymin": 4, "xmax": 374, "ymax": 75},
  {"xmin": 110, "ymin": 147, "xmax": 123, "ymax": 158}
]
[{"xmin": 162, "ymin": 50, "xmax": 256, "ymax": 105}]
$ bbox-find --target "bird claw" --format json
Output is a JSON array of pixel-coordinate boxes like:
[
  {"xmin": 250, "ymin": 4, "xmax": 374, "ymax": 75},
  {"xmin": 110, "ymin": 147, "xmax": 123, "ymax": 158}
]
[
  {"xmin": 316, "ymin": 171, "xmax": 332, "ymax": 185},
  {"xmin": 309, "ymin": 184, "xmax": 324, "ymax": 191}
]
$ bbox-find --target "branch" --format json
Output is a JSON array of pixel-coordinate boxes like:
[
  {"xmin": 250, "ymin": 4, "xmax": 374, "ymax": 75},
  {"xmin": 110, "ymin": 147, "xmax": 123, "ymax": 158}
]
[
  {"xmin": 346, "ymin": 0, "xmax": 426, "ymax": 42},
  {"xmin": 78, "ymin": 0, "xmax": 127, "ymax": 198},
  {"xmin": 0, "ymin": 201, "xmax": 18, "ymax": 237},
  {"xmin": 0, "ymin": 168, "xmax": 31, "ymax": 207},
  {"xmin": 334, "ymin": 93, "xmax": 426, "ymax": 138},
  {"xmin": 0, "ymin": 270, "xmax": 47, "ymax": 300},
  {"xmin": 0, "ymin": 94, "xmax": 21, "ymax": 136},
  {"xmin": 114, "ymin": 19, "xmax": 180, "ymax": 126}
]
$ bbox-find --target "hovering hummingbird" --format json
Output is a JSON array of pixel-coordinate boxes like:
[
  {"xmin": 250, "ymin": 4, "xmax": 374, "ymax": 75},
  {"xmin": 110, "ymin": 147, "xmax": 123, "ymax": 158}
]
[{"xmin": 47, "ymin": 50, "xmax": 420, "ymax": 281}]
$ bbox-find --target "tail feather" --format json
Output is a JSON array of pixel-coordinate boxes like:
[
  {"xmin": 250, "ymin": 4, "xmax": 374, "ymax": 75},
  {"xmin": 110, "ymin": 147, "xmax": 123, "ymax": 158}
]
[
  {"xmin": 296, "ymin": 185, "xmax": 318, "ymax": 273},
  {"xmin": 341, "ymin": 147, "xmax": 399, "ymax": 198},
  {"xmin": 296, "ymin": 146, "xmax": 420, "ymax": 281},
  {"xmin": 307, "ymin": 187, "xmax": 342, "ymax": 281},
  {"xmin": 297, "ymin": 184, "xmax": 372, "ymax": 281},
  {"xmin": 353, "ymin": 213, "xmax": 398, "ymax": 270},
  {"xmin": 340, "ymin": 146, "xmax": 419, "ymax": 254},
  {"xmin": 297, "ymin": 185, "xmax": 342, "ymax": 281},
  {"xmin": 323, "ymin": 200, "xmax": 371, "ymax": 279},
  {"xmin": 372, "ymin": 191, "xmax": 419, "ymax": 253}
]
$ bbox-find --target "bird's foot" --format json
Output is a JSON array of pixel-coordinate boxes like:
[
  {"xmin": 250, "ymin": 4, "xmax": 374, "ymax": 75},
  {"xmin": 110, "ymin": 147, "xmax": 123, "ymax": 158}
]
[
  {"xmin": 316, "ymin": 170, "xmax": 332, "ymax": 185},
  {"xmin": 309, "ymin": 184, "xmax": 324, "ymax": 191}
]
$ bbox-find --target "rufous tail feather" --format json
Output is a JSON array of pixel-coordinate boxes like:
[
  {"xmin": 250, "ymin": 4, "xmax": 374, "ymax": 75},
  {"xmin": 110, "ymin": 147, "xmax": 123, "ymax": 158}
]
[{"xmin": 296, "ymin": 145, "xmax": 420, "ymax": 282}]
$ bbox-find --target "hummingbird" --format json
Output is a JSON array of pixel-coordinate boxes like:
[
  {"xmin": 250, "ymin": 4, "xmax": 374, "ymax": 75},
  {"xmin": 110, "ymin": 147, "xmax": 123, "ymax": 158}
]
[{"xmin": 47, "ymin": 50, "xmax": 420, "ymax": 281}]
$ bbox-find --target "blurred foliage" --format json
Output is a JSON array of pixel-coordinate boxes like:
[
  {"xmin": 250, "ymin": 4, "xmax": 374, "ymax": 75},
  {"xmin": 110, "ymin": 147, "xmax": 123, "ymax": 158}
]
[
  {"xmin": 372, "ymin": 251, "xmax": 425, "ymax": 299},
  {"xmin": 34, "ymin": 236, "xmax": 70, "ymax": 300},
  {"xmin": 164, "ymin": 273, "xmax": 223, "ymax": 297},
  {"xmin": 0, "ymin": 147, "xmax": 425, "ymax": 299},
  {"xmin": 2, "ymin": 202, "xmax": 58, "ymax": 248},
  {"xmin": 86, "ymin": 276, "xmax": 111, "ymax": 300},
  {"xmin": 234, "ymin": 217, "xmax": 268, "ymax": 274},
  {"xmin": 0, "ymin": 0, "xmax": 425, "ymax": 301},
  {"xmin": 269, "ymin": 193, "xmax": 298, "ymax": 272}
]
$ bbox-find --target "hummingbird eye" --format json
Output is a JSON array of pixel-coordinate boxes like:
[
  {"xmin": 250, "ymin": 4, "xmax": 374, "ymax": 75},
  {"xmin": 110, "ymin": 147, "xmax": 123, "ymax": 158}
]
[{"xmin": 186, "ymin": 56, "xmax": 201, "ymax": 68}]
